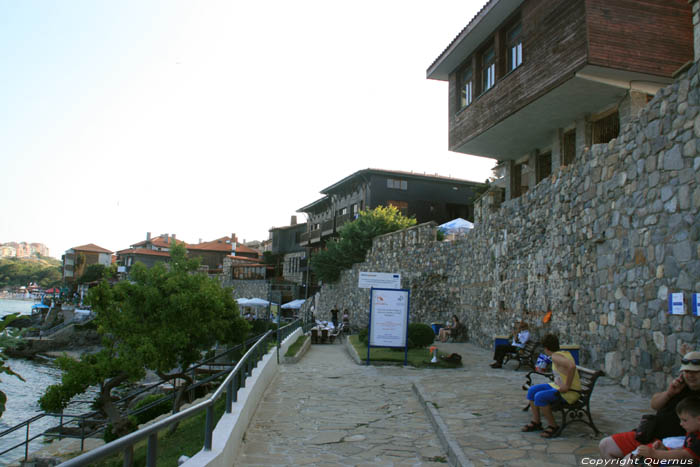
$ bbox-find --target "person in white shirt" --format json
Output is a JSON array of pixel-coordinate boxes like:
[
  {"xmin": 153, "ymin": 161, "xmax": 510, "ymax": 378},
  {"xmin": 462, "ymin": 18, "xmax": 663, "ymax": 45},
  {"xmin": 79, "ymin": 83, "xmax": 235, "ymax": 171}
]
[{"xmin": 490, "ymin": 321, "xmax": 530, "ymax": 369}]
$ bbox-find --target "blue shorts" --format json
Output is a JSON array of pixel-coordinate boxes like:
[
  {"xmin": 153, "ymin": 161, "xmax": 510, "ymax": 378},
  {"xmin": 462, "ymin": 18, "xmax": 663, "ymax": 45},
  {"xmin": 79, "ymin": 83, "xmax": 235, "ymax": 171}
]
[{"xmin": 526, "ymin": 383, "xmax": 562, "ymax": 407}]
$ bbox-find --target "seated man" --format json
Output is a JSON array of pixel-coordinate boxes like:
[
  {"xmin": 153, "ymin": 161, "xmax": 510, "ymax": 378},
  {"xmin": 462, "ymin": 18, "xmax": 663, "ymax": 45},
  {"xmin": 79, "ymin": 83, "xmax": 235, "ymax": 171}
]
[
  {"xmin": 599, "ymin": 351, "xmax": 700, "ymax": 459},
  {"xmin": 490, "ymin": 321, "xmax": 530, "ymax": 368}
]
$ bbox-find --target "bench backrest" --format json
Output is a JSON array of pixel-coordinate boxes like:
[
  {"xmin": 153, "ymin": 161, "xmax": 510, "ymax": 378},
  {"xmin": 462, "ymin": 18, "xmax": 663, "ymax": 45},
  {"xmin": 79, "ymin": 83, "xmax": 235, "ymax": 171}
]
[{"xmin": 575, "ymin": 366, "xmax": 605, "ymax": 402}]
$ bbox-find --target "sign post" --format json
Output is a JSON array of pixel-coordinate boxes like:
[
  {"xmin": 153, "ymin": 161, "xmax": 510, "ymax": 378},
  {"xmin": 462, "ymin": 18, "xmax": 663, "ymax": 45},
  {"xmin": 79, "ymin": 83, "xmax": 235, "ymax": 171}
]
[{"xmin": 366, "ymin": 287, "xmax": 410, "ymax": 366}]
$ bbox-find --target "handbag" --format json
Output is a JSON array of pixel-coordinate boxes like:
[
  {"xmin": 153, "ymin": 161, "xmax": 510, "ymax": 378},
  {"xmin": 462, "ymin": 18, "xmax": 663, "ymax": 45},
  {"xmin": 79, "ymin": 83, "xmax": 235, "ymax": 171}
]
[{"xmin": 634, "ymin": 414, "xmax": 658, "ymax": 444}]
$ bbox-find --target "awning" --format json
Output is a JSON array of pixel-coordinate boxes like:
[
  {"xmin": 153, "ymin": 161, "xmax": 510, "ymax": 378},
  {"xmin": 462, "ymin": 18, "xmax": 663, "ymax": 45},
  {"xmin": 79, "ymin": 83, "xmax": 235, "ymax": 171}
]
[{"xmin": 281, "ymin": 299, "xmax": 305, "ymax": 309}]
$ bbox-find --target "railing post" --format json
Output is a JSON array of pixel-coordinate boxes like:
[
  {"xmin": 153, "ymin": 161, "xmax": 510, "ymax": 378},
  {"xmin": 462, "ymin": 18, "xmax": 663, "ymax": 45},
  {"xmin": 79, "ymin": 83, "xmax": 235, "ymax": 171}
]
[
  {"xmin": 226, "ymin": 378, "xmax": 233, "ymax": 413},
  {"xmin": 59, "ymin": 413, "xmax": 64, "ymax": 441},
  {"xmin": 123, "ymin": 445, "xmax": 134, "ymax": 467},
  {"xmin": 25, "ymin": 422, "xmax": 29, "ymax": 460},
  {"xmin": 204, "ymin": 406, "xmax": 214, "ymax": 450},
  {"xmin": 147, "ymin": 433, "xmax": 157, "ymax": 467}
]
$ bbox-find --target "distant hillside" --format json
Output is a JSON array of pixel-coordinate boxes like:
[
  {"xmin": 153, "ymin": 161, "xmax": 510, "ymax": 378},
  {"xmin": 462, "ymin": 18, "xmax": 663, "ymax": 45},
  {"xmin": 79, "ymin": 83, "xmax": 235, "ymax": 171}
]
[{"xmin": 0, "ymin": 256, "xmax": 62, "ymax": 288}]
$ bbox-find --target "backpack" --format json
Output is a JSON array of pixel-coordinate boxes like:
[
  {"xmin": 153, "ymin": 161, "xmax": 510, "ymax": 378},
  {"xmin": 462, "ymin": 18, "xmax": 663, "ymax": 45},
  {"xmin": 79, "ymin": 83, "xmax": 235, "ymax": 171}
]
[{"xmin": 441, "ymin": 353, "xmax": 462, "ymax": 364}]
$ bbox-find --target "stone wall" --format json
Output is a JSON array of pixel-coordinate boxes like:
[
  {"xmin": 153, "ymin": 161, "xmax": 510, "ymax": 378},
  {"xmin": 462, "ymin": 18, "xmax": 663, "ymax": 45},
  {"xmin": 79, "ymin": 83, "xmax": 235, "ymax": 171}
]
[
  {"xmin": 308, "ymin": 63, "xmax": 700, "ymax": 395},
  {"xmin": 230, "ymin": 280, "xmax": 268, "ymax": 299}
]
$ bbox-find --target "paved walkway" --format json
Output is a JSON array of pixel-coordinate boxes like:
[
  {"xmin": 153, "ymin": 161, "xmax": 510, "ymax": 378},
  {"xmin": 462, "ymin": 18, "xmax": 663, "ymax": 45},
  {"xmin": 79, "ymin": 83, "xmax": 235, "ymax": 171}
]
[{"xmin": 235, "ymin": 338, "xmax": 652, "ymax": 466}]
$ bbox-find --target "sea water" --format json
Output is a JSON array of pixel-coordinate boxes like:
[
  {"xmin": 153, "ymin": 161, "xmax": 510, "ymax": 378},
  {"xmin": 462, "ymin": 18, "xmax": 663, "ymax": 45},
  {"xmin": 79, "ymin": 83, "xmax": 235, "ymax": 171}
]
[{"xmin": 0, "ymin": 299, "xmax": 91, "ymax": 463}]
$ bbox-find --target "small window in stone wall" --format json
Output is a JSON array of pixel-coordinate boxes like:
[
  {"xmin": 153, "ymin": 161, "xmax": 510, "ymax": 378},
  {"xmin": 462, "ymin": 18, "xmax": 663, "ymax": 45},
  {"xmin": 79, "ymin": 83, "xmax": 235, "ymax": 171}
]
[
  {"xmin": 536, "ymin": 152, "xmax": 551, "ymax": 183},
  {"xmin": 562, "ymin": 129, "xmax": 576, "ymax": 166},
  {"xmin": 592, "ymin": 111, "xmax": 619, "ymax": 144}
]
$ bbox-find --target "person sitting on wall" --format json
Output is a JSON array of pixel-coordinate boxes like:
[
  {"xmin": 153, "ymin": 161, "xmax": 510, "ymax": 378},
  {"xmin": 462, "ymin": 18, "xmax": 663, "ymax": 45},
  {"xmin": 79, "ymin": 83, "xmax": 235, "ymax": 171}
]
[
  {"xmin": 438, "ymin": 315, "xmax": 461, "ymax": 343},
  {"xmin": 599, "ymin": 351, "xmax": 700, "ymax": 459},
  {"xmin": 490, "ymin": 321, "xmax": 530, "ymax": 369},
  {"xmin": 522, "ymin": 333, "xmax": 581, "ymax": 438}
]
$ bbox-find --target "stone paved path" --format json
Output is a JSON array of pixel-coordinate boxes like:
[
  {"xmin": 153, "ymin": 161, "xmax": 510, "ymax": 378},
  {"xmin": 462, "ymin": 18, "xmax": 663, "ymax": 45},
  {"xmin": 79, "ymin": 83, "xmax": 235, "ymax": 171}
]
[
  {"xmin": 235, "ymin": 343, "xmax": 446, "ymax": 466},
  {"xmin": 236, "ymin": 338, "xmax": 654, "ymax": 466}
]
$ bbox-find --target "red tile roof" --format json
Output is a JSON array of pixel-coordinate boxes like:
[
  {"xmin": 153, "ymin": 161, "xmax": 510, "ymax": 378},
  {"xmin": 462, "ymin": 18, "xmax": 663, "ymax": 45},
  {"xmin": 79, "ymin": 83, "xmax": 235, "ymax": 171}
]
[
  {"xmin": 188, "ymin": 236, "xmax": 236, "ymax": 252},
  {"xmin": 132, "ymin": 236, "xmax": 187, "ymax": 248},
  {"xmin": 71, "ymin": 243, "xmax": 113, "ymax": 254},
  {"xmin": 116, "ymin": 248, "xmax": 171, "ymax": 257}
]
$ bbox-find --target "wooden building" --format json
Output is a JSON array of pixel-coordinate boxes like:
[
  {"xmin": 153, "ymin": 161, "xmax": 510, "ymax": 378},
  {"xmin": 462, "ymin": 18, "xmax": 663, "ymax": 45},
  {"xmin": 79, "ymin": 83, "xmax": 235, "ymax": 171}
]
[{"xmin": 427, "ymin": 0, "xmax": 693, "ymax": 201}]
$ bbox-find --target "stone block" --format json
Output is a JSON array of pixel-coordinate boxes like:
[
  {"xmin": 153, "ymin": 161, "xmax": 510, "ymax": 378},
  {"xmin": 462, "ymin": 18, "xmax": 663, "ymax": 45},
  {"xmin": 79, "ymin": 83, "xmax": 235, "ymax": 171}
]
[
  {"xmin": 653, "ymin": 331, "xmax": 666, "ymax": 351},
  {"xmin": 605, "ymin": 351, "xmax": 623, "ymax": 378}
]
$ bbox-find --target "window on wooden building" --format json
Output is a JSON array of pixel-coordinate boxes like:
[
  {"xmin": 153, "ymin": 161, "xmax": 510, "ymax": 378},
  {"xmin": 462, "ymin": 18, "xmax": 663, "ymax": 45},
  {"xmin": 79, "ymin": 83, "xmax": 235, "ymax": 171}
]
[
  {"xmin": 592, "ymin": 111, "xmax": 619, "ymax": 145},
  {"xmin": 387, "ymin": 178, "xmax": 407, "ymax": 190},
  {"xmin": 507, "ymin": 21, "xmax": 522, "ymax": 71},
  {"xmin": 458, "ymin": 64, "xmax": 473, "ymax": 109},
  {"xmin": 481, "ymin": 44, "xmax": 496, "ymax": 93},
  {"xmin": 562, "ymin": 129, "xmax": 576, "ymax": 166},
  {"xmin": 387, "ymin": 200, "xmax": 408, "ymax": 216}
]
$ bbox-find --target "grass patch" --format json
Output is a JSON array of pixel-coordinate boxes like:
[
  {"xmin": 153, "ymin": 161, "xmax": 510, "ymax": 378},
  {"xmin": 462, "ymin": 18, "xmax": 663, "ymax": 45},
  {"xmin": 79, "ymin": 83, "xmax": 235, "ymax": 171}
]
[
  {"xmin": 87, "ymin": 391, "xmax": 228, "ymax": 466},
  {"xmin": 284, "ymin": 334, "xmax": 307, "ymax": 357},
  {"xmin": 348, "ymin": 335, "xmax": 462, "ymax": 368}
]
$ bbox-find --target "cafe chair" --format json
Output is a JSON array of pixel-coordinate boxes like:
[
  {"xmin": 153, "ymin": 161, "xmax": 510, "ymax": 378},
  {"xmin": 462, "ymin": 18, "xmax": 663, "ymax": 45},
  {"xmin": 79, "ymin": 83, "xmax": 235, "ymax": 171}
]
[{"xmin": 311, "ymin": 328, "xmax": 319, "ymax": 344}]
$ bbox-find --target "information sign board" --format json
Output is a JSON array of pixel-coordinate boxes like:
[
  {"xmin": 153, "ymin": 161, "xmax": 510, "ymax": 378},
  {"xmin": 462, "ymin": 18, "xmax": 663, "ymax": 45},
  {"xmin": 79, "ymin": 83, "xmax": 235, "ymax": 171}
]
[
  {"xmin": 368, "ymin": 288, "xmax": 409, "ymax": 347},
  {"xmin": 669, "ymin": 293, "xmax": 685, "ymax": 315},
  {"xmin": 692, "ymin": 293, "xmax": 700, "ymax": 317},
  {"xmin": 358, "ymin": 272, "xmax": 401, "ymax": 289}
]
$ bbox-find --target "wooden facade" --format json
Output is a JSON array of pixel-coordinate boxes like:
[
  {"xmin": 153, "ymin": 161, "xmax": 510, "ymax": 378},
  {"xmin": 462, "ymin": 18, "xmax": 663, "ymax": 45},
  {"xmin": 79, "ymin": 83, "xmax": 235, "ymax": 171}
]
[
  {"xmin": 430, "ymin": 0, "xmax": 692, "ymax": 201},
  {"xmin": 436, "ymin": 0, "xmax": 692, "ymax": 159},
  {"xmin": 586, "ymin": 0, "xmax": 692, "ymax": 77}
]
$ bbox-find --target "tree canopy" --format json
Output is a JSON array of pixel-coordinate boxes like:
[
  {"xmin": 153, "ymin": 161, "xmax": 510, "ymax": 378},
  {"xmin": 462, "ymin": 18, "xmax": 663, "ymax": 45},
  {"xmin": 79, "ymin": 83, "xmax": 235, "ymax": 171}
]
[
  {"xmin": 311, "ymin": 206, "xmax": 416, "ymax": 283},
  {"xmin": 0, "ymin": 257, "xmax": 61, "ymax": 288},
  {"xmin": 40, "ymin": 243, "xmax": 249, "ymax": 436},
  {"xmin": 0, "ymin": 314, "xmax": 25, "ymax": 418}
]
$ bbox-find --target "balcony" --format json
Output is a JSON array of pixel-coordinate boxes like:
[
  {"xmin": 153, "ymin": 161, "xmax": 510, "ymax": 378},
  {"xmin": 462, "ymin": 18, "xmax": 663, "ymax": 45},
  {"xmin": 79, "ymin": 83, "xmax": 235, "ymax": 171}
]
[
  {"xmin": 299, "ymin": 231, "xmax": 310, "ymax": 246},
  {"xmin": 335, "ymin": 213, "xmax": 353, "ymax": 231},
  {"xmin": 321, "ymin": 219, "xmax": 334, "ymax": 236},
  {"xmin": 309, "ymin": 230, "xmax": 321, "ymax": 244}
]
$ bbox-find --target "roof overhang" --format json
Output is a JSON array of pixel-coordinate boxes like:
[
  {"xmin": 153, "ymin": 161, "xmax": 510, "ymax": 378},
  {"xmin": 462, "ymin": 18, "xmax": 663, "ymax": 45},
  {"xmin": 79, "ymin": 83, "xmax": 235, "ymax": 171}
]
[
  {"xmin": 454, "ymin": 65, "xmax": 673, "ymax": 160},
  {"xmin": 427, "ymin": 0, "xmax": 524, "ymax": 81}
]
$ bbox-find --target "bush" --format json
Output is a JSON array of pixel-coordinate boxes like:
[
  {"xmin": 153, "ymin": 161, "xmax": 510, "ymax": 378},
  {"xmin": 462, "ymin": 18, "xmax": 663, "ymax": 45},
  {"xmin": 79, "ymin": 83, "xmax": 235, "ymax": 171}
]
[
  {"xmin": 132, "ymin": 394, "xmax": 172, "ymax": 425},
  {"xmin": 407, "ymin": 323, "xmax": 435, "ymax": 349},
  {"xmin": 250, "ymin": 319, "xmax": 278, "ymax": 336},
  {"xmin": 358, "ymin": 328, "xmax": 368, "ymax": 344}
]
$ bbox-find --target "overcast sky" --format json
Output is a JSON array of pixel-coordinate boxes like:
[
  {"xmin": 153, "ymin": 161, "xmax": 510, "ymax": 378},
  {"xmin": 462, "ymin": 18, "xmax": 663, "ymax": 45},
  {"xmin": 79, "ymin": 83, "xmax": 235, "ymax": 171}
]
[{"xmin": 1, "ymin": 0, "xmax": 493, "ymax": 258}]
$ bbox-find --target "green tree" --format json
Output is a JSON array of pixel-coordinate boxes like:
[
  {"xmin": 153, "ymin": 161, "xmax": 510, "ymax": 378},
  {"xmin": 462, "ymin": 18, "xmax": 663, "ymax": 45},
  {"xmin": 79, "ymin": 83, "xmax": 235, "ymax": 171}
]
[
  {"xmin": 77, "ymin": 263, "xmax": 106, "ymax": 284},
  {"xmin": 311, "ymin": 206, "xmax": 416, "ymax": 283},
  {"xmin": 0, "ymin": 257, "xmax": 61, "ymax": 289},
  {"xmin": 39, "ymin": 243, "xmax": 250, "ymax": 437},
  {"xmin": 0, "ymin": 314, "xmax": 25, "ymax": 417}
]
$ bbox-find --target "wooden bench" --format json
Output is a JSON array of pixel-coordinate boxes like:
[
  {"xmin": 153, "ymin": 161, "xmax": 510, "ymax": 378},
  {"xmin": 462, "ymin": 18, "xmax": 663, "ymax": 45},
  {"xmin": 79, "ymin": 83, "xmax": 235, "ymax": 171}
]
[
  {"xmin": 522, "ymin": 365, "xmax": 605, "ymax": 437},
  {"xmin": 503, "ymin": 340, "xmax": 539, "ymax": 370}
]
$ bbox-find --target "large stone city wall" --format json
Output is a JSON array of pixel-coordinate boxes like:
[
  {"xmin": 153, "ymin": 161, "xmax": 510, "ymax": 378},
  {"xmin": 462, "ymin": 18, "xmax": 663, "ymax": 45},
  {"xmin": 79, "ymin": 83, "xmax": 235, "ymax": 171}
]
[
  {"xmin": 309, "ymin": 63, "xmax": 700, "ymax": 395},
  {"xmin": 230, "ymin": 280, "xmax": 268, "ymax": 300}
]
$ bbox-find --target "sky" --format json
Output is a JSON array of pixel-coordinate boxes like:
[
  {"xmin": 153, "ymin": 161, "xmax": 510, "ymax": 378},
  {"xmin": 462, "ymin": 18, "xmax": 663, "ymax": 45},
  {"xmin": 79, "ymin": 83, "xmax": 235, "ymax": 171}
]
[{"xmin": 0, "ymin": 0, "xmax": 494, "ymax": 259}]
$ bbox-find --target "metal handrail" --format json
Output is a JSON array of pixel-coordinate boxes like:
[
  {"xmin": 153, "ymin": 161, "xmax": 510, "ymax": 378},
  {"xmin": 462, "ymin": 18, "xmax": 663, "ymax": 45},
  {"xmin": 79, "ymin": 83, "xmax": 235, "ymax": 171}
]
[
  {"xmin": 0, "ymin": 327, "xmax": 281, "ymax": 462},
  {"xmin": 59, "ymin": 320, "xmax": 300, "ymax": 466}
]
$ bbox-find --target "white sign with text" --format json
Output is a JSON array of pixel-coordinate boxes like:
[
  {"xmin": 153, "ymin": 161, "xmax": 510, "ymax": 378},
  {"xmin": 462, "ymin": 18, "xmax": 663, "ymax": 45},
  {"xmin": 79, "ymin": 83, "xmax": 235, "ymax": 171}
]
[
  {"xmin": 358, "ymin": 272, "xmax": 401, "ymax": 289},
  {"xmin": 369, "ymin": 288, "xmax": 409, "ymax": 347}
]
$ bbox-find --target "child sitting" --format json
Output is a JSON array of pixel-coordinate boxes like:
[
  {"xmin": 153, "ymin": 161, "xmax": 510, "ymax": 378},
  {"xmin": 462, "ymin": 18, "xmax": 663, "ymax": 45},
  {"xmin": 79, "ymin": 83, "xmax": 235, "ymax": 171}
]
[{"xmin": 635, "ymin": 395, "xmax": 700, "ymax": 464}]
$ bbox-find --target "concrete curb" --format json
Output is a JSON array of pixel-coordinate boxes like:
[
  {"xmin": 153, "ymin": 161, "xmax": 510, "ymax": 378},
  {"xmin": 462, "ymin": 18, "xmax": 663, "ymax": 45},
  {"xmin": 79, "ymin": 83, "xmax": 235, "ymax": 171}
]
[
  {"xmin": 413, "ymin": 382, "xmax": 473, "ymax": 467},
  {"xmin": 282, "ymin": 334, "xmax": 311, "ymax": 364}
]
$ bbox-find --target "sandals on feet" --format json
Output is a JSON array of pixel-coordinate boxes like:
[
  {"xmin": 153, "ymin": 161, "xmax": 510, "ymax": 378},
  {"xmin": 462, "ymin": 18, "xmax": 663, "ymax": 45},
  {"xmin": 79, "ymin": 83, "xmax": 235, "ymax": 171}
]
[
  {"xmin": 521, "ymin": 421, "xmax": 543, "ymax": 432},
  {"xmin": 540, "ymin": 426, "xmax": 559, "ymax": 438}
]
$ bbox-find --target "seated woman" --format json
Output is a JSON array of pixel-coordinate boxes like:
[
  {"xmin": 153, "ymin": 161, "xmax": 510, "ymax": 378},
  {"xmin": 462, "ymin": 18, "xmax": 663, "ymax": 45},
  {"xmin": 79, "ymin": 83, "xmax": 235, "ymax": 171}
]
[
  {"xmin": 438, "ymin": 315, "xmax": 461, "ymax": 343},
  {"xmin": 521, "ymin": 333, "xmax": 581, "ymax": 438},
  {"xmin": 490, "ymin": 321, "xmax": 530, "ymax": 368}
]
